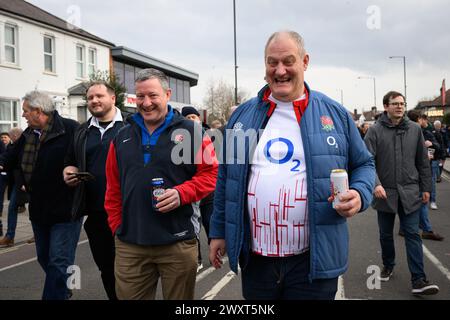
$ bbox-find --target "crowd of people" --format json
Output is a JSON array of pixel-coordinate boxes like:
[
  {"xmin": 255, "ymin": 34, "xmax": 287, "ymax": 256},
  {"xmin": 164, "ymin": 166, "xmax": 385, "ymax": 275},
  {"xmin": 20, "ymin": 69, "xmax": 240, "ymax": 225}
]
[{"xmin": 0, "ymin": 30, "xmax": 446, "ymax": 300}]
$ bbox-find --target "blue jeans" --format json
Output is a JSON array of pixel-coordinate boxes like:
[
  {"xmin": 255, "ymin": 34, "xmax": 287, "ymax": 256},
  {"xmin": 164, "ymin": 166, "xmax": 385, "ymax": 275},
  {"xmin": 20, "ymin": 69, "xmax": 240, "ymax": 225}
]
[
  {"xmin": 5, "ymin": 186, "xmax": 18, "ymax": 239},
  {"xmin": 31, "ymin": 218, "xmax": 82, "ymax": 300},
  {"xmin": 0, "ymin": 174, "xmax": 7, "ymax": 214},
  {"xmin": 241, "ymin": 251, "xmax": 338, "ymax": 300},
  {"xmin": 377, "ymin": 202, "xmax": 426, "ymax": 283},
  {"xmin": 419, "ymin": 203, "xmax": 433, "ymax": 232},
  {"xmin": 430, "ymin": 160, "xmax": 439, "ymax": 202}
]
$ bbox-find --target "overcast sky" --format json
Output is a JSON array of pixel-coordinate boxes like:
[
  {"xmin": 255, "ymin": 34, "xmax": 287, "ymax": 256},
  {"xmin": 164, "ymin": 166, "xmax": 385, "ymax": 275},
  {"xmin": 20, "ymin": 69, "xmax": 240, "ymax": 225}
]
[{"xmin": 28, "ymin": 0, "xmax": 450, "ymax": 113}]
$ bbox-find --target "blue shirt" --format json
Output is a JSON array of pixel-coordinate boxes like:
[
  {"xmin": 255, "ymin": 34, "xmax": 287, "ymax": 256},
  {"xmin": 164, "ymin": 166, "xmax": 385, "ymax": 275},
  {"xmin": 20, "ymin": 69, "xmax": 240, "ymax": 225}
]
[{"xmin": 132, "ymin": 106, "xmax": 174, "ymax": 164}]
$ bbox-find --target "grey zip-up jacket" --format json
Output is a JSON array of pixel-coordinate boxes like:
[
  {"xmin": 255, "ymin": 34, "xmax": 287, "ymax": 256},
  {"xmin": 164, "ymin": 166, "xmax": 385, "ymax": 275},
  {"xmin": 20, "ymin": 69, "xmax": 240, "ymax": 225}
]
[{"xmin": 364, "ymin": 112, "xmax": 431, "ymax": 214}]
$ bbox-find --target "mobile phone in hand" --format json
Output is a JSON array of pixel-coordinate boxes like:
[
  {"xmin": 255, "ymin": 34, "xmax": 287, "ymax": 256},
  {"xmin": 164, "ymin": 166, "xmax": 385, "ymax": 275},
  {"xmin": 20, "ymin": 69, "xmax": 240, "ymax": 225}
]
[{"xmin": 71, "ymin": 172, "xmax": 95, "ymax": 182}]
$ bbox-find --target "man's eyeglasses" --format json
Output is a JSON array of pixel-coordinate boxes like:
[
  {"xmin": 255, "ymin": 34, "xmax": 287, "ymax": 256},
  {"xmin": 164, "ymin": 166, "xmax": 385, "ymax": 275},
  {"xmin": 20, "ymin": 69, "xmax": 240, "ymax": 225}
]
[{"xmin": 388, "ymin": 102, "xmax": 406, "ymax": 107}]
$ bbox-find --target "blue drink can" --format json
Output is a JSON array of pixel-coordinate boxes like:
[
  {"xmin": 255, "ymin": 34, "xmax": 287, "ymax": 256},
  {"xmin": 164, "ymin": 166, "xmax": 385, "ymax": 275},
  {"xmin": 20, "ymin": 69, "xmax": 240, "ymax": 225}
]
[{"xmin": 152, "ymin": 178, "xmax": 165, "ymax": 211}]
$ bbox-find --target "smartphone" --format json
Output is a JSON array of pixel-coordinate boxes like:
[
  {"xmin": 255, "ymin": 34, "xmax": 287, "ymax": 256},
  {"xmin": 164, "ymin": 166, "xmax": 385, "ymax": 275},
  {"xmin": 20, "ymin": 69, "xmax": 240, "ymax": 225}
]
[{"xmin": 71, "ymin": 172, "xmax": 95, "ymax": 182}]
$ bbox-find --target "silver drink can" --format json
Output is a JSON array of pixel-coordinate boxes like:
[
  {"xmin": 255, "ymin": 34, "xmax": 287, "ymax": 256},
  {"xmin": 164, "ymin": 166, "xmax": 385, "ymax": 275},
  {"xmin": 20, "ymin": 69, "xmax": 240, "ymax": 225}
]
[
  {"xmin": 152, "ymin": 178, "xmax": 165, "ymax": 211},
  {"xmin": 330, "ymin": 169, "xmax": 349, "ymax": 209}
]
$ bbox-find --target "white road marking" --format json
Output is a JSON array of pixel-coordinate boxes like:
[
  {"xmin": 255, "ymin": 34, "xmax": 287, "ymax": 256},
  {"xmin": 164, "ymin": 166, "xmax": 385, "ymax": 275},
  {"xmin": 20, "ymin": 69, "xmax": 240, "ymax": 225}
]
[
  {"xmin": 0, "ymin": 257, "xmax": 37, "ymax": 272},
  {"xmin": 201, "ymin": 270, "xmax": 236, "ymax": 300},
  {"xmin": 0, "ymin": 246, "xmax": 19, "ymax": 254},
  {"xmin": 423, "ymin": 244, "xmax": 450, "ymax": 282},
  {"xmin": 196, "ymin": 257, "xmax": 228, "ymax": 282},
  {"xmin": 0, "ymin": 239, "xmax": 89, "ymax": 273}
]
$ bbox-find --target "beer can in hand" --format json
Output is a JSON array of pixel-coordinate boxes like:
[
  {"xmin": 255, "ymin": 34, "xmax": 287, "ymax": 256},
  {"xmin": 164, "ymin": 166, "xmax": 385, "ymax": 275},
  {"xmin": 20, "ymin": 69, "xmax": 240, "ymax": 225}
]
[
  {"xmin": 152, "ymin": 178, "xmax": 165, "ymax": 211},
  {"xmin": 330, "ymin": 169, "xmax": 349, "ymax": 209}
]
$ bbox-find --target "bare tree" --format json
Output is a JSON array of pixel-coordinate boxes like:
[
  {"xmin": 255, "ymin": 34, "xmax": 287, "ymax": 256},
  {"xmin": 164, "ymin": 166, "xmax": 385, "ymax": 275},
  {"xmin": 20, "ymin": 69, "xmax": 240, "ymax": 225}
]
[{"xmin": 203, "ymin": 79, "xmax": 248, "ymax": 124}]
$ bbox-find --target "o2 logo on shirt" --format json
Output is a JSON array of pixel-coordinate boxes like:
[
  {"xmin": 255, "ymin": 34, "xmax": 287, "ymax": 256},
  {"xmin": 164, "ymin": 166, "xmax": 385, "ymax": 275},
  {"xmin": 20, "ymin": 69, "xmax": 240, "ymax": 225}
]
[{"xmin": 263, "ymin": 138, "xmax": 301, "ymax": 172}]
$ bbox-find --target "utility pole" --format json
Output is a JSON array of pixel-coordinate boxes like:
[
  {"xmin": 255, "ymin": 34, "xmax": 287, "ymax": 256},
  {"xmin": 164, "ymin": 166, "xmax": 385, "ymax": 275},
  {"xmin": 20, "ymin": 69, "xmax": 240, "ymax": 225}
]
[
  {"xmin": 389, "ymin": 56, "xmax": 407, "ymax": 107},
  {"xmin": 233, "ymin": 0, "xmax": 238, "ymax": 106}
]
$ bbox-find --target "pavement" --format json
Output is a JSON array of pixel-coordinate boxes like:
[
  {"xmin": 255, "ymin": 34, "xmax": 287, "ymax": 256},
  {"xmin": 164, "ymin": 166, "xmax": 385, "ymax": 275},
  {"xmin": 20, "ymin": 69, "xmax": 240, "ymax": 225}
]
[
  {"xmin": 1, "ymin": 157, "xmax": 450, "ymax": 246},
  {"xmin": 0, "ymin": 203, "xmax": 34, "ymax": 246},
  {"xmin": 1, "ymin": 159, "xmax": 450, "ymax": 300}
]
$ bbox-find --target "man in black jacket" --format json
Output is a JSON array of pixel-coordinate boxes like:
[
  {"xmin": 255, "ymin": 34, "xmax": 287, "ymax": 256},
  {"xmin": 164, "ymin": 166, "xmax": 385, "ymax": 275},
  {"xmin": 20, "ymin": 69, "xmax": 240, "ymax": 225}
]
[
  {"xmin": 0, "ymin": 138, "xmax": 6, "ymax": 236},
  {"xmin": 401, "ymin": 110, "xmax": 444, "ymax": 241},
  {"xmin": 63, "ymin": 81, "xmax": 124, "ymax": 300},
  {"xmin": 181, "ymin": 105, "xmax": 215, "ymax": 272},
  {"xmin": 419, "ymin": 115, "xmax": 441, "ymax": 210},
  {"xmin": 0, "ymin": 91, "xmax": 81, "ymax": 300}
]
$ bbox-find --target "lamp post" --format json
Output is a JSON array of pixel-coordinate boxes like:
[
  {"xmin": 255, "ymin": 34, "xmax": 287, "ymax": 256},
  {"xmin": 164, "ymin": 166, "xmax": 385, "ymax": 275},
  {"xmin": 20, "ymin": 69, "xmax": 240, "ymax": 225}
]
[
  {"xmin": 233, "ymin": 0, "xmax": 238, "ymax": 106},
  {"xmin": 337, "ymin": 89, "xmax": 344, "ymax": 105},
  {"xmin": 389, "ymin": 56, "xmax": 407, "ymax": 106},
  {"xmin": 357, "ymin": 76, "xmax": 376, "ymax": 109}
]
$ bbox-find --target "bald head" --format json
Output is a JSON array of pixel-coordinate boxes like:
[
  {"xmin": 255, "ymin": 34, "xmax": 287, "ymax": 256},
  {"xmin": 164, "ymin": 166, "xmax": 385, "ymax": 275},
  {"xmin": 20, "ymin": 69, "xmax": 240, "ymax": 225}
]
[{"xmin": 264, "ymin": 31, "xmax": 306, "ymax": 59}]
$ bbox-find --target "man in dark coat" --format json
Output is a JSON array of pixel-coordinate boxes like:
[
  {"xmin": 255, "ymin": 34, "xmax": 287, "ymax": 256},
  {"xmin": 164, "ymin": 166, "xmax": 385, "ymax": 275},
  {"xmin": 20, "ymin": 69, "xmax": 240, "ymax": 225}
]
[
  {"xmin": 64, "ymin": 81, "xmax": 124, "ymax": 300},
  {"xmin": 0, "ymin": 91, "xmax": 81, "ymax": 300}
]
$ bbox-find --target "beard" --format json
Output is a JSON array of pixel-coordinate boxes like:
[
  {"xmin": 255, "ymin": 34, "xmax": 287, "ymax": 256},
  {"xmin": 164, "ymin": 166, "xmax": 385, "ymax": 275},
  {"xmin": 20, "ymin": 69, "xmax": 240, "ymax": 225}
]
[{"xmin": 89, "ymin": 104, "xmax": 113, "ymax": 118}]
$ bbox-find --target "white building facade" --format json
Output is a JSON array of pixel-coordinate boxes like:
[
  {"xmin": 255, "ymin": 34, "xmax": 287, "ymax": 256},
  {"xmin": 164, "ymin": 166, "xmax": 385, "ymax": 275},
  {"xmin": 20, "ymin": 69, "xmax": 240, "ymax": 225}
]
[{"xmin": 0, "ymin": 0, "xmax": 113, "ymax": 131}]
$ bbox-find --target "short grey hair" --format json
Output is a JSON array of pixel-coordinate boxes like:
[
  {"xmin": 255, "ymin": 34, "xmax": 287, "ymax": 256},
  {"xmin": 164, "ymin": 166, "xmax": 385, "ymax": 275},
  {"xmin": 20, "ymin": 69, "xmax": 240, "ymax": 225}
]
[
  {"xmin": 265, "ymin": 30, "xmax": 306, "ymax": 58},
  {"xmin": 135, "ymin": 68, "xmax": 170, "ymax": 91},
  {"xmin": 22, "ymin": 91, "xmax": 55, "ymax": 115},
  {"xmin": 434, "ymin": 120, "xmax": 442, "ymax": 127}
]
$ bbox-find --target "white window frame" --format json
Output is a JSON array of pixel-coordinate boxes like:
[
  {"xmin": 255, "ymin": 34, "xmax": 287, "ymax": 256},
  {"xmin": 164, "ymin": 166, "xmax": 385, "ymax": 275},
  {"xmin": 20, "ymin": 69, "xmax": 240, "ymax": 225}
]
[
  {"xmin": 76, "ymin": 44, "xmax": 85, "ymax": 78},
  {"xmin": 4, "ymin": 23, "xmax": 18, "ymax": 65},
  {"xmin": 43, "ymin": 35, "xmax": 55, "ymax": 73},
  {"xmin": 88, "ymin": 47, "xmax": 97, "ymax": 76},
  {"xmin": 0, "ymin": 98, "xmax": 19, "ymax": 130}
]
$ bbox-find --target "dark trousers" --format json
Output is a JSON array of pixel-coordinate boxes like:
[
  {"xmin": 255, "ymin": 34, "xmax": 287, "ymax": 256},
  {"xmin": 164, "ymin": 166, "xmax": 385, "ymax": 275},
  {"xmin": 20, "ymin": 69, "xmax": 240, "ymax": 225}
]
[
  {"xmin": 0, "ymin": 174, "xmax": 7, "ymax": 235},
  {"xmin": 84, "ymin": 211, "xmax": 117, "ymax": 300},
  {"xmin": 377, "ymin": 201, "xmax": 426, "ymax": 283},
  {"xmin": 197, "ymin": 202, "xmax": 214, "ymax": 264},
  {"xmin": 200, "ymin": 202, "xmax": 213, "ymax": 239},
  {"xmin": 242, "ymin": 251, "xmax": 338, "ymax": 300},
  {"xmin": 32, "ymin": 218, "xmax": 82, "ymax": 300}
]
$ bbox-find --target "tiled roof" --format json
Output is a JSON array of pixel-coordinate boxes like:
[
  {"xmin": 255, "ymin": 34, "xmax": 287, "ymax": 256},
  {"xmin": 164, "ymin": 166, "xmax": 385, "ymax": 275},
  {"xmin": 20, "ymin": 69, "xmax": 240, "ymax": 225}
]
[{"xmin": 0, "ymin": 0, "xmax": 114, "ymax": 46}]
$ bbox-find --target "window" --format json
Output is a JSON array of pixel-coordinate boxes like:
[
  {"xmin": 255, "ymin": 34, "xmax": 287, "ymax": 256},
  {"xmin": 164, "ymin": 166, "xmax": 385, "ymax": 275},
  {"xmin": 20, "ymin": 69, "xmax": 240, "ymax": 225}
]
[
  {"xmin": 88, "ymin": 48, "xmax": 97, "ymax": 76},
  {"xmin": 43, "ymin": 36, "xmax": 55, "ymax": 72},
  {"xmin": 176, "ymin": 79, "xmax": 184, "ymax": 103},
  {"xmin": 124, "ymin": 64, "xmax": 135, "ymax": 93},
  {"xmin": 0, "ymin": 99, "xmax": 19, "ymax": 132},
  {"xmin": 4, "ymin": 24, "xmax": 18, "ymax": 64},
  {"xmin": 184, "ymin": 81, "xmax": 190, "ymax": 104},
  {"xmin": 77, "ymin": 105, "xmax": 87, "ymax": 123},
  {"xmin": 113, "ymin": 61, "xmax": 124, "ymax": 85},
  {"xmin": 76, "ymin": 45, "xmax": 85, "ymax": 78},
  {"xmin": 169, "ymin": 77, "xmax": 177, "ymax": 101}
]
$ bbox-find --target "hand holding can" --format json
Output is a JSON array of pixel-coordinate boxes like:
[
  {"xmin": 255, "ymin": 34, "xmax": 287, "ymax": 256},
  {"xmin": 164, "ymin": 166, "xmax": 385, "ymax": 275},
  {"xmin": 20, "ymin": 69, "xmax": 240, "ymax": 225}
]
[
  {"xmin": 427, "ymin": 148, "xmax": 435, "ymax": 160},
  {"xmin": 330, "ymin": 169, "xmax": 349, "ymax": 209},
  {"xmin": 152, "ymin": 178, "xmax": 165, "ymax": 212}
]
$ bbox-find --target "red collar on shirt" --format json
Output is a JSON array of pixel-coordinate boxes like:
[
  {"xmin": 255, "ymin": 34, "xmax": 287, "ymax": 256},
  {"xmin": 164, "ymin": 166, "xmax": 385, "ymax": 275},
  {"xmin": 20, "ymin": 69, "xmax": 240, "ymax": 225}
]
[{"xmin": 262, "ymin": 86, "xmax": 310, "ymax": 124}]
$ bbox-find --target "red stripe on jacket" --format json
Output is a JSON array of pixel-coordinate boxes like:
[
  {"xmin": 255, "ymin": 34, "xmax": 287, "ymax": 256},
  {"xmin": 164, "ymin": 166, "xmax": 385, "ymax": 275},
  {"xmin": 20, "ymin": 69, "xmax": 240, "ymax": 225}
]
[
  {"xmin": 263, "ymin": 86, "xmax": 309, "ymax": 124},
  {"xmin": 105, "ymin": 142, "xmax": 122, "ymax": 235},
  {"xmin": 174, "ymin": 134, "xmax": 218, "ymax": 205}
]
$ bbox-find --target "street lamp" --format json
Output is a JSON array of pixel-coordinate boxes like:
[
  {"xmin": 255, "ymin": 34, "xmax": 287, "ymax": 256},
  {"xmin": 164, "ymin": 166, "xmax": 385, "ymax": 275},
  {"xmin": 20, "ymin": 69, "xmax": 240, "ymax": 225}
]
[
  {"xmin": 389, "ymin": 56, "xmax": 407, "ymax": 106},
  {"xmin": 233, "ymin": 0, "xmax": 238, "ymax": 106},
  {"xmin": 336, "ymin": 89, "xmax": 344, "ymax": 105},
  {"xmin": 357, "ymin": 76, "xmax": 377, "ymax": 109}
]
